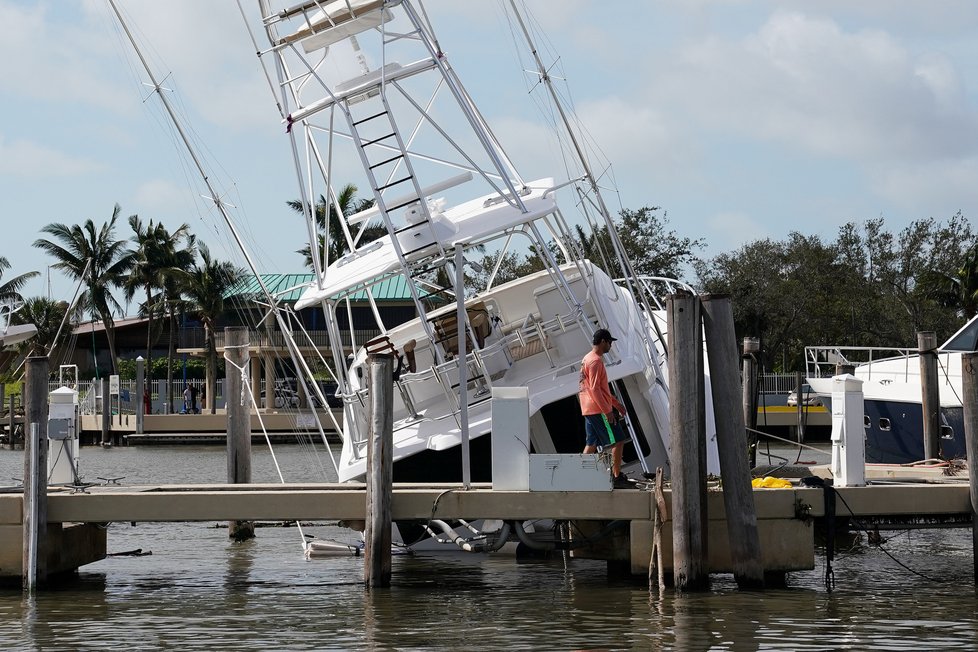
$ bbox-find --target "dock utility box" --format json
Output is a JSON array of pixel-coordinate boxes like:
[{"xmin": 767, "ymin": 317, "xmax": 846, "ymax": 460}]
[{"xmin": 528, "ymin": 454, "xmax": 612, "ymax": 491}]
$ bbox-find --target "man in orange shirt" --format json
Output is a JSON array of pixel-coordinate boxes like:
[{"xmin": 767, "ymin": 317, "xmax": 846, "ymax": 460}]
[{"xmin": 579, "ymin": 328, "xmax": 630, "ymax": 488}]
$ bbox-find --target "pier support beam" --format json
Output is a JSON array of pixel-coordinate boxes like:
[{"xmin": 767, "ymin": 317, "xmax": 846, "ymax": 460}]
[
  {"xmin": 225, "ymin": 327, "xmax": 254, "ymax": 542},
  {"xmin": 961, "ymin": 352, "xmax": 978, "ymax": 590},
  {"xmin": 136, "ymin": 356, "xmax": 145, "ymax": 435},
  {"xmin": 100, "ymin": 377, "xmax": 110, "ymax": 447},
  {"xmin": 742, "ymin": 337, "xmax": 760, "ymax": 468},
  {"xmin": 250, "ymin": 356, "xmax": 261, "ymax": 412},
  {"xmin": 667, "ymin": 293, "xmax": 708, "ymax": 591},
  {"xmin": 702, "ymin": 296, "xmax": 764, "ymax": 589},
  {"xmin": 365, "ymin": 353, "xmax": 393, "ymax": 589},
  {"xmin": 23, "ymin": 356, "xmax": 49, "ymax": 591},
  {"xmin": 7, "ymin": 394, "xmax": 14, "ymax": 446},
  {"xmin": 264, "ymin": 353, "xmax": 275, "ymax": 411},
  {"xmin": 918, "ymin": 332, "xmax": 941, "ymax": 460}
]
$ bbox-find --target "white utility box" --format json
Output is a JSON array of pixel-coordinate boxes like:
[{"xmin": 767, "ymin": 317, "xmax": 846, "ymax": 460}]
[
  {"xmin": 528, "ymin": 454, "xmax": 612, "ymax": 492},
  {"xmin": 491, "ymin": 386, "xmax": 530, "ymax": 491},
  {"xmin": 48, "ymin": 385, "xmax": 79, "ymax": 485},
  {"xmin": 830, "ymin": 374, "xmax": 865, "ymax": 487}
]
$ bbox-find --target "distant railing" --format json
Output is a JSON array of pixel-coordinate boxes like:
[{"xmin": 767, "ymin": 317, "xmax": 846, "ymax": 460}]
[
  {"xmin": 759, "ymin": 373, "xmax": 806, "ymax": 394},
  {"xmin": 178, "ymin": 327, "xmax": 382, "ymax": 350}
]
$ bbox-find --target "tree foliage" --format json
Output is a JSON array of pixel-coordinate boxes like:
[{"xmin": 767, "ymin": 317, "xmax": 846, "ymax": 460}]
[
  {"xmin": 695, "ymin": 214, "xmax": 976, "ymax": 371},
  {"xmin": 0, "ymin": 257, "xmax": 39, "ymax": 301},
  {"xmin": 33, "ymin": 205, "xmax": 136, "ymax": 374},
  {"xmin": 472, "ymin": 206, "xmax": 701, "ymax": 289},
  {"xmin": 289, "ymin": 184, "xmax": 381, "ymax": 270},
  {"xmin": 12, "ymin": 296, "xmax": 68, "ymax": 355}
]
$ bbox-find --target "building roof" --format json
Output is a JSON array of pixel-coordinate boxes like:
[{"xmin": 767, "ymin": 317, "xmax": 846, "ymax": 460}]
[{"xmin": 226, "ymin": 273, "xmax": 425, "ymax": 304}]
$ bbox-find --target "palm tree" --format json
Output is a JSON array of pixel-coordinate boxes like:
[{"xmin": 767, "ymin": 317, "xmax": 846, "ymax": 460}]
[
  {"xmin": 288, "ymin": 183, "xmax": 380, "ymax": 270},
  {"xmin": 33, "ymin": 206, "xmax": 135, "ymax": 375},
  {"xmin": 923, "ymin": 243, "xmax": 978, "ymax": 318},
  {"xmin": 124, "ymin": 216, "xmax": 195, "ymax": 402},
  {"xmin": 174, "ymin": 243, "xmax": 244, "ymax": 414},
  {"xmin": 13, "ymin": 296, "xmax": 68, "ymax": 355},
  {"xmin": 0, "ymin": 257, "xmax": 39, "ymax": 301}
]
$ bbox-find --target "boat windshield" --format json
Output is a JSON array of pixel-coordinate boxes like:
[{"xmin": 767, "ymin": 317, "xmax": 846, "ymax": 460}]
[{"xmin": 941, "ymin": 313, "xmax": 978, "ymax": 352}]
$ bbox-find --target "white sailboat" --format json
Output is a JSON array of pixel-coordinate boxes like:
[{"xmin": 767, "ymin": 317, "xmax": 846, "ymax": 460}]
[{"xmin": 249, "ymin": 0, "xmax": 720, "ymax": 485}]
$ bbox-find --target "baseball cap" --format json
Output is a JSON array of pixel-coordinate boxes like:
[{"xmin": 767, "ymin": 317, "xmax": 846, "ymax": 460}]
[{"xmin": 592, "ymin": 328, "xmax": 617, "ymax": 345}]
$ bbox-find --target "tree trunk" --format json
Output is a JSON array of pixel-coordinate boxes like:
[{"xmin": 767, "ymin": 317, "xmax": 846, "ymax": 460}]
[
  {"xmin": 103, "ymin": 312, "xmax": 119, "ymax": 375},
  {"xmin": 144, "ymin": 285, "xmax": 153, "ymax": 371}
]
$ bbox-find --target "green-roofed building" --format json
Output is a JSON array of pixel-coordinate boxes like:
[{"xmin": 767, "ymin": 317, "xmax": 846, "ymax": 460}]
[{"xmin": 177, "ymin": 272, "xmax": 437, "ymax": 409}]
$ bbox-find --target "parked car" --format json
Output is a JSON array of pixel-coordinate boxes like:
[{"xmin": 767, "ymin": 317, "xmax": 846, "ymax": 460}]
[
  {"xmin": 260, "ymin": 386, "xmax": 299, "ymax": 409},
  {"xmin": 787, "ymin": 384, "xmax": 822, "ymax": 407}
]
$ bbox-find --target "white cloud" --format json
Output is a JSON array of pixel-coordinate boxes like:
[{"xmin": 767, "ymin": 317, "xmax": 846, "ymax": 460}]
[
  {"xmin": 132, "ymin": 178, "xmax": 186, "ymax": 211},
  {"xmin": 659, "ymin": 11, "xmax": 978, "ymax": 163},
  {"xmin": 706, "ymin": 211, "xmax": 771, "ymax": 249},
  {"xmin": 0, "ymin": 1, "xmax": 134, "ymax": 112},
  {"xmin": 0, "ymin": 135, "xmax": 102, "ymax": 177},
  {"xmin": 870, "ymin": 157, "xmax": 978, "ymax": 216}
]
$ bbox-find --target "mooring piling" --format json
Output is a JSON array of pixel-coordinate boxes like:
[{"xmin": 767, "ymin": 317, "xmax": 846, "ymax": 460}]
[
  {"xmin": 918, "ymin": 331, "xmax": 941, "ymax": 460},
  {"xmin": 225, "ymin": 327, "xmax": 254, "ymax": 541},
  {"xmin": 742, "ymin": 337, "xmax": 760, "ymax": 469},
  {"xmin": 667, "ymin": 293, "xmax": 708, "ymax": 591},
  {"xmin": 702, "ymin": 296, "xmax": 764, "ymax": 589},
  {"xmin": 22, "ymin": 356, "xmax": 50, "ymax": 591},
  {"xmin": 365, "ymin": 353, "xmax": 394, "ymax": 589}
]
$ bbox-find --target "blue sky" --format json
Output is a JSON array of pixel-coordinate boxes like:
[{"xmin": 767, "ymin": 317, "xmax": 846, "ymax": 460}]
[{"xmin": 3, "ymin": 1, "xmax": 978, "ymax": 311}]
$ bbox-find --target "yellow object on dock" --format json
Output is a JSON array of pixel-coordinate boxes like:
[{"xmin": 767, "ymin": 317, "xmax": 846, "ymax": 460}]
[{"xmin": 751, "ymin": 477, "xmax": 793, "ymax": 489}]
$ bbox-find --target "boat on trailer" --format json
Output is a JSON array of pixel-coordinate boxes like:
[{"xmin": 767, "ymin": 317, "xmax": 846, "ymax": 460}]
[{"xmin": 249, "ymin": 0, "xmax": 720, "ymax": 490}]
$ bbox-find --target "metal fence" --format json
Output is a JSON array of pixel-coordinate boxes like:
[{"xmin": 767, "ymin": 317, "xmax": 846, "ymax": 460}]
[
  {"xmin": 178, "ymin": 327, "xmax": 382, "ymax": 350},
  {"xmin": 759, "ymin": 373, "xmax": 807, "ymax": 394}
]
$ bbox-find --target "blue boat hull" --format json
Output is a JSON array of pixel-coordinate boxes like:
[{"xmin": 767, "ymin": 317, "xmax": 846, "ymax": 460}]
[{"xmin": 863, "ymin": 399, "xmax": 965, "ymax": 463}]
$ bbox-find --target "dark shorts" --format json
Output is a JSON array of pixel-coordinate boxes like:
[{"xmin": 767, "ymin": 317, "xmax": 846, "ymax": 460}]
[{"xmin": 584, "ymin": 413, "xmax": 625, "ymax": 448}]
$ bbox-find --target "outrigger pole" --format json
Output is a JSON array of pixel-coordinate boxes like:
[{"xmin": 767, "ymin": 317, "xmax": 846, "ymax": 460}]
[{"xmin": 106, "ymin": 0, "xmax": 339, "ymax": 474}]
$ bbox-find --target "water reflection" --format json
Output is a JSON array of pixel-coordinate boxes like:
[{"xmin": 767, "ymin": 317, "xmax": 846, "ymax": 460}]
[{"xmin": 4, "ymin": 446, "xmax": 978, "ymax": 649}]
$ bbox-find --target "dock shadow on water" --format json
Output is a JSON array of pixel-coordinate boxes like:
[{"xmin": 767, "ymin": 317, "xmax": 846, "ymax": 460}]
[{"xmin": 2, "ymin": 447, "xmax": 978, "ymax": 649}]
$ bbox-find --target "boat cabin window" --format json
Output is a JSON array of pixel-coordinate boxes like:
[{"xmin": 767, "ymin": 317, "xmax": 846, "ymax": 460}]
[
  {"xmin": 941, "ymin": 425, "xmax": 954, "ymax": 440},
  {"xmin": 863, "ymin": 415, "xmax": 871, "ymax": 429},
  {"xmin": 878, "ymin": 418, "xmax": 891, "ymax": 431}
]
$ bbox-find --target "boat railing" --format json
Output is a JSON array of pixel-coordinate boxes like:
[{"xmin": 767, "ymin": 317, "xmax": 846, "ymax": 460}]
[
  {"xmin": 804, "ymin": 345, "xmax": 917, "ymax": 381},
  {"xmin": 615, "ymin": 276, "xmax": 696, "ymax": 311},
  {"xmin": 345, "ymin": 310, "xmax": 588, "ymax": 447}
]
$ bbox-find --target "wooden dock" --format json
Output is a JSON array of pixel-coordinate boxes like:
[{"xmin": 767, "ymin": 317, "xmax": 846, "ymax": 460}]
[{"xmin": 1, "ymin": 479, "xmax": 972, "ymax": 583}]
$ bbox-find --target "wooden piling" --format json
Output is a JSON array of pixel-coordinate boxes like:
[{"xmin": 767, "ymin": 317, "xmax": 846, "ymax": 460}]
[
  {"xmin": 100, "ymin": 377, "xmax": 110, "ymax": 447},
  {"xmin": 961, "ymin": 352, "xmax": 978, "ymax": 590},
  {"xmin": 742, "ymin": 337, "xmax": 760, "ymax": 469},
  {"xmin": 22, "ymin": 356, "xmax": 49, "ymax": 591},
  {"xmin": 666, "ymin": 293, "xmax": 707, "ymax": 591},
  {"xmin": 225, "ymin": 327, "xmax": 254, "ymax": 541},
  {"xmin": 365, "ymin": 353, "xmax": 394, "ymax": 589},
  {"xmin": 702, "ymin": 296, "xmax": 764, "ymax": 589},
  {"xmin": 918, "ymin": 331, "xmax": 941, "ymax": 460}
]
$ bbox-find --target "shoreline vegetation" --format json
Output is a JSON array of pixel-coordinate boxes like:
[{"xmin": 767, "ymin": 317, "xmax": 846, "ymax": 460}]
[{"xmin": 3, "ymin": 196, "xmax": 976, "ymax": 383}]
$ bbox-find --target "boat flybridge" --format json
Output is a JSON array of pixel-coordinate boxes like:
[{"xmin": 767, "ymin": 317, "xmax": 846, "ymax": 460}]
[{"xmin": 252, "ymin": 0, "xmax": 719, "ymax": 484}]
